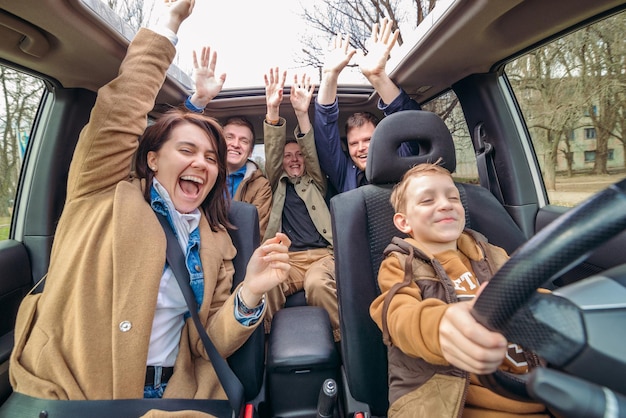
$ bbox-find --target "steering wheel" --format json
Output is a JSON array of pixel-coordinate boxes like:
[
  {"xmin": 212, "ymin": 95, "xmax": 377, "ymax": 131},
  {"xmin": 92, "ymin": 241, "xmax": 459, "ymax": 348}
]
[{"xmin": 471, "ymin": 178, "xmax": 626, "ymax": 416}]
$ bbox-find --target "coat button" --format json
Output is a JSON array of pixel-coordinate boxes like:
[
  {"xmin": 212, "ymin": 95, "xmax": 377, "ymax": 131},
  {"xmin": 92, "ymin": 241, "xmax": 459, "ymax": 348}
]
[
  {"xmin": 195, "ymin": 265, "xmax": 201, "ymax": 272},
  {"xmin": 312, "ymin": 205, "xmax": 316, "ymax": 210},
  {"xmin": 119, "ymin": 321, "xmax": 132, "ymax": 332}
]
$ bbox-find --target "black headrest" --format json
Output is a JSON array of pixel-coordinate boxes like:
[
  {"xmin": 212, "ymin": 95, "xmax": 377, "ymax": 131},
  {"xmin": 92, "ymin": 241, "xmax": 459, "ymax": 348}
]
[{"xmin": 366, "ymin": 110, "xmax": 456, "ymax": 184}]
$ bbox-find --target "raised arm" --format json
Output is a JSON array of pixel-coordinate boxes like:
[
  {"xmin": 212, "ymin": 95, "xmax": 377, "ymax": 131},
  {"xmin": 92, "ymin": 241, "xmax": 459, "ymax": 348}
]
[
  {"xmin": 187, "ymin": 46, "xmax": 227, "ymax": 110},
  {"xmin": 357, "ymin": 17, "xmax": 401, "ymax": 105},
  {"xmin": 313, "ymin": 35, "xmax": 357, "ymax": 193},
  {"xmin": 317, "ymin": 34, "xmax": 357, "ymax": 106},
  {"xmin": 291, "ymin": 74, "xmax": 325, "ymax": 191},
  {"xmin": 263, "ymin": 67, "xmax": 287, "ymax": 187},
  {"xmin": 67, "ymin": 0, "xmax": 193, "ymax": 200}
]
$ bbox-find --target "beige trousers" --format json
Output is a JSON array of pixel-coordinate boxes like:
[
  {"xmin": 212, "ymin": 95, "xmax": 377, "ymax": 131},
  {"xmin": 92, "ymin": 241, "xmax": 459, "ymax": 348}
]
[{"xmin": 264, "ymin": 247, "xmax": 340, "ymax": 341}]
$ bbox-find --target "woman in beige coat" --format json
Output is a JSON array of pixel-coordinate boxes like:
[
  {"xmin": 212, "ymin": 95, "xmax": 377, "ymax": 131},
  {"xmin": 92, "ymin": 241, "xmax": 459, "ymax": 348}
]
[{"xmin": 9, "ymin": 0, "xmax": 290, "ymax": 410}]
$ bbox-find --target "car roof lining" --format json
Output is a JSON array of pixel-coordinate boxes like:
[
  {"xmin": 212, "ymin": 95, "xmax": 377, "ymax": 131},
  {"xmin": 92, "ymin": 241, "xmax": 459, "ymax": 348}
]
[
  {"xmin": 0, "ymin": 0, "xmax": 624, "ymax": 97},
  {"xmin": 390, "ymin": 0, "xmax": 626, "ymax": 103},
  {"xmin": 1, "ymin": 0, "xmax": 624, "ymax": 132}
]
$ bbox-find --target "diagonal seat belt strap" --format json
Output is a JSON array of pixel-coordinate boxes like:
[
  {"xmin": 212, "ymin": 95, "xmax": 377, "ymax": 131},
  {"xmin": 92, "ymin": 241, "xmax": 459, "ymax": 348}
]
[{"xmin": 156, "ymin": 212, "xmax": 244, "ymax": 416}]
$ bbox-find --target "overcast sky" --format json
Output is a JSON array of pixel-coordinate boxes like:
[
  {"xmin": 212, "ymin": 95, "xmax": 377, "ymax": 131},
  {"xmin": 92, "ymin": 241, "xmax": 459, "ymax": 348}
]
[
  {"xmin": 141, "ymin": 0, "xmax": 425, "ymax": 89},
  {"xmin": 162, "ymin": 0, "xmax": 324, "ymax": 88}
]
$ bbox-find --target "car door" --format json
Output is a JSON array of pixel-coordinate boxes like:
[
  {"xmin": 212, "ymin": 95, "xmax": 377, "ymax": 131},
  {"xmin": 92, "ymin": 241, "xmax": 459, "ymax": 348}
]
[
  {"xmin": 449, "ymin": 8, "xmax": 626, "ymax": 287},
  {"xmin": 0, "ymin": 61, "xmax": 95, "ymax": 402},
  {"xmin": 0, "ymin": 64, "xmax": 43, "ymax": 402}
]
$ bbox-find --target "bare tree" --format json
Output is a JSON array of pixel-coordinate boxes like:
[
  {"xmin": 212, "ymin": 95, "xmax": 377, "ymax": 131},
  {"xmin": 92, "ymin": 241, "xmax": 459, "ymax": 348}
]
[
  {"xmin": 105, "ymin": 0, "xmax": 152, "ymax": 31},
  {"xmin": 507, "ymin": 42, "xmax": 587, "ymax": 190},
  {"xmin": 542, "ymin": 14, "xmax": 625, "ymax": 178},
  {"xmin": 576, "ymin": 18, "xmax": 625, "ymax": 174},
  {"xmin": 0, "ymin": 67, "xmax": 45, "ymax": 217},
  {"xmin": 299, "ymin": 0, "xmax": 436, "ymax": 70}
]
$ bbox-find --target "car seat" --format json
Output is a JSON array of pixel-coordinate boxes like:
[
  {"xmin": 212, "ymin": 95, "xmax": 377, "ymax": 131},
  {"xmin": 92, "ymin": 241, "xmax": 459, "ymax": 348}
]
[
  {"xmin": 226, "ymin": 200, "xmax": 265, "ymax": 402},
  {"xmin": 329, "ymin": 110, "xmax": 527, "ymax": 416}
]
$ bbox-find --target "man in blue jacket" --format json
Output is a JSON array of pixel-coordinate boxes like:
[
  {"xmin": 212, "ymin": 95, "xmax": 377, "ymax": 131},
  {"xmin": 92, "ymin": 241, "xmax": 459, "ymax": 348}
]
[{"xmin": 314, "ymin": 18, "xmax": 421, "ymax": 193}]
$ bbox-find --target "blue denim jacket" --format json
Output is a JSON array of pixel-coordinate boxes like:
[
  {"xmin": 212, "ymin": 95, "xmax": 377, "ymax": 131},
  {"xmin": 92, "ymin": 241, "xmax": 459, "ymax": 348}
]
[
  {"xmin": 151, "ymin": 184, "xmax": 263, "ymax": 325},
  {"xmin": 151, "ymin": 186, "xmax": 204, "ymax": 308}
]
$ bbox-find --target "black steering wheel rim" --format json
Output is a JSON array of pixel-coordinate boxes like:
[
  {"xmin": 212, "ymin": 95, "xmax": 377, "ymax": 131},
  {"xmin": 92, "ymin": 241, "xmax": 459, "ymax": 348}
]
[{"xmin": 471, "ymin": 178, "xmax": 626, "ymax": 401}]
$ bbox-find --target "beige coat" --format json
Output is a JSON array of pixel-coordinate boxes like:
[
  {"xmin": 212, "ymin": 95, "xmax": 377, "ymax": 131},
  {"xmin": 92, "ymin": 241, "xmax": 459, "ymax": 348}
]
[
  {"xmin": 9, "ymin": 28, "xmax": 258, "ymax": 408},
  {"xmin": 262, "ymin": 120, "xmax": 332, "ymax": 246}
]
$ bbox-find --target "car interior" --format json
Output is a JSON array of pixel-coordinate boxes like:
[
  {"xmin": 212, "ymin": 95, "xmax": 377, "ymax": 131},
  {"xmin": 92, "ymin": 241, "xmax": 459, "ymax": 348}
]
[{"xmin": 1, "ymin": 0, "xmax": 626, "ymax": 417}]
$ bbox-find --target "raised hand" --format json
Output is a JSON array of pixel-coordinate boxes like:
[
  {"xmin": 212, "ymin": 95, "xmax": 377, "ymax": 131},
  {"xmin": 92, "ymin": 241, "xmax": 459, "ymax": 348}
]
[
  {"xmin": 290, "ymin": 73, "xmax": 315, "ymax": 115},
  {"xmin": 290, "ymin": 73, "xmax": 315, "ymax": 134},
  {"xmin": 240, "ymin": 233, "xmax": 292, "ymax": 307},
  {"xmin": 190, "ymin": 46, "xmax": 226, "ymax": 108},
  {"xmin": 322, "ymin": 33, "xmax": 357, "ymax": 77},
  {"xmin": 317, "ymin": 33, "xmax": 357, "ymax": 105},
  {"xmin": 357, "ymin": 17, "xmax": 400, "ymax": 81},
  {"xmin": 264, "ymin": 67, "xmax": 287, "ymax": 122},
  {"xmin": 157, "ymin": 0, "xmax": 195, "ymax": 34}
]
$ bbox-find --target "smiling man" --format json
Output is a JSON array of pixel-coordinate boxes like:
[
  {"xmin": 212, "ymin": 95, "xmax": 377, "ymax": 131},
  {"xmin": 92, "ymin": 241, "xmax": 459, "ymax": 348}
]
[{"xmin": 221, "ymin": 116, "xmax": 272, "ymax": 237}]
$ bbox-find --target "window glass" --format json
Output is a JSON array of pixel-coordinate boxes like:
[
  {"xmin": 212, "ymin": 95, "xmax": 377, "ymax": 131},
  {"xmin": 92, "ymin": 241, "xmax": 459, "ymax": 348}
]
[
  {"xmin": 505, "ymin": 10, "xmax": 626, "ymax": 207},
  {"xmin": 422, "ymin": 91, "xmax": 478, "ymax": 183},
  {"xmin": 0, "ymin": 66, "xmax": 46, "ymax": 240},
  {"xmin": 252, "ymin": 144, "xmax": 266, "ymax": 174}
]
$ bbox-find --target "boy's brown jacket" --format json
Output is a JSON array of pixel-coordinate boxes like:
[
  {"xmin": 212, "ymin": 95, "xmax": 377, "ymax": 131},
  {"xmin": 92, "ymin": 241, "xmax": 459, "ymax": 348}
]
[{"xmin": 370, "ymin": 230, "xmax": 546, "ymax": 418}]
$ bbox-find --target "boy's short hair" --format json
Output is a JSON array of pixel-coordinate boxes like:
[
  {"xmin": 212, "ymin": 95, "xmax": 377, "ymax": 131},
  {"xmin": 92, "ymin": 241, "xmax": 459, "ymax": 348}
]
[{"xmin": 390, "ymin": 160, "xmax": 452, "ymax": 213}]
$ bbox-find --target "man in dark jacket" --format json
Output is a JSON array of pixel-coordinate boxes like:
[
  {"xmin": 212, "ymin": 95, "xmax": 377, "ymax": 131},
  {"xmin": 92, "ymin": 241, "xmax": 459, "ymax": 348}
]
[{"xmin": 314, "ymin": 18, "xmax": 421, "ymax": 194}]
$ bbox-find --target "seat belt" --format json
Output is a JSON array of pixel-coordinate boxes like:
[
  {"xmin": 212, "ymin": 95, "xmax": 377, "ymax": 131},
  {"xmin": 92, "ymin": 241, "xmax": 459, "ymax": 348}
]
[
  {"xmin": 474, "ymin": 122, "xmax": 504, "ymax": 203},
  {"xmin": 0, "ymin": 216, "xmax": 246, "ymax": 418},
  {"xmin": 0, "ymin": 392, "xmax": 232, "ymax": 418},
  {"xmin": 156, "ymin": 212, "xmax": 244, "ymax": 417}
]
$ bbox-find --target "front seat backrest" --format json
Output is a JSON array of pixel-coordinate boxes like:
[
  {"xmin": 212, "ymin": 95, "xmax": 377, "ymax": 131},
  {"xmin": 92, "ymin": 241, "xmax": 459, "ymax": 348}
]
[{"xmin": 226, "ymin": 200, "xmax": 264, "ymax": 402}]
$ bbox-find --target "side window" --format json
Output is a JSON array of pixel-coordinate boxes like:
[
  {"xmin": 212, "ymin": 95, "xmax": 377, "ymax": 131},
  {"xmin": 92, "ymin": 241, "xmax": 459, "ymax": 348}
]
[
  {"xmin": 422, "ymin": 91, "xmax": 478, "ymax": 183},
  {"xmin": 505, "ymin": 10, "xmax": 625, "ymax": 207},
  {"xmin": 0, "ymin": 66, "xmax": 46, "ymax": 240},
  {"xmin": 252, "ymin": 144, "xmax": 266, "ymax": 174}
]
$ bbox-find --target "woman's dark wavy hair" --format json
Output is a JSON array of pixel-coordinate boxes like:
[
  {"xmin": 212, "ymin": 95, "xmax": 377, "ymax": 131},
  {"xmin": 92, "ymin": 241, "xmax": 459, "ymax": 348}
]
[{"xmin": 134, "ymin": 108, "xmax": 233, "ymax": 231}]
